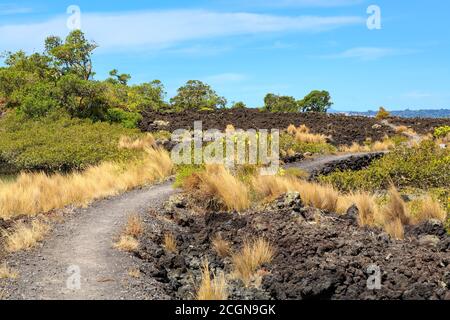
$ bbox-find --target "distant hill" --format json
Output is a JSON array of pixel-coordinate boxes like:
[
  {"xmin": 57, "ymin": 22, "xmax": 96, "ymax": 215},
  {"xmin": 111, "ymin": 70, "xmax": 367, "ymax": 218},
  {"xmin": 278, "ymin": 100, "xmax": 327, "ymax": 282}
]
[{"xmin": 333, "ymin": 109, "xmax": 450, "ymax": 119}]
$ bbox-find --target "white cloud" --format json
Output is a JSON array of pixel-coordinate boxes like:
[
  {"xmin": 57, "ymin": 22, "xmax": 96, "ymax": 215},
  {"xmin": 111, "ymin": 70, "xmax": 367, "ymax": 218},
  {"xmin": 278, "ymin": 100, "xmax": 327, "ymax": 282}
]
[
  {"xmin": 403, "ymin": 91, "xmax": 432, "ymax": 99},
  {"xmin": 204, "ymin": 73, "xmax": 248, "ymax": 84},
  {"xmin": 0, "ymin": 4, "xmax": 32, "ymax": 15},
  {"xmin": 0, "ymin": 9, "xmax": 364, "ymax": 53},
  {"xmin": 322, "ymin": 47, "xmax": 416, "ymax": 61},
  {"xmin": 222, "ymin": 0, "xmax": 364, "ymax": 8}
]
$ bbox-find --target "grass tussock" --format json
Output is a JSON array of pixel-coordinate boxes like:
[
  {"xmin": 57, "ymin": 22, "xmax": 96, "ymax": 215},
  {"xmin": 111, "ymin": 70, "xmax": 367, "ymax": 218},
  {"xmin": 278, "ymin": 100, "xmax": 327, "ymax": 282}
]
[
  {"xmin": 339, "ymin": 139, "xmax": 394, "ymax": 153},
  {"xmin": 0, "ymin": 264, "xmax": 18, "ymax": 279},
  {"xmin": 212, "ymin": 235, "xmax": 231, "ymax": 258},
  {"xmin": 252, "ymin": 175, "xmax": 339, "ymax": 212},
  {"xmin": 232, "ymin": 238, "xmax": 274, "ymax": 286},
  {"xmin": 395, "ymin": 125, "xmax": 417, "ymax": 136},
  {"xmin": 183, "ymin": 165, "xmax": 250, "ymax": 211},
  {"xmin": 3, "ymin": 220, "xmax": 49, "ymax": 252},
  {"xmin": 345, "ymin": 192, "xmax": 380, "ymax": 226},
  {"xmin": 197, "ymin": 260, "xmax": 228, "ymax": 300},
  {"xmin": 119, "ymin": 133, "xmax": 156, "ymax": 150},
  {"xmin": 114, "ymin": 235, "xmax": 139, "ymax": 252},
  {"xmin": 163, "ymin": 232, "xmax": 177, "ymax": 253},
  {"xmin": 124, "ymin": 214, "xmax": 144, "ymax": 237},
  {"xmin": 381, "ymin": 187, "xmax": 410, "ymax": 226},
  {"xmin": 0, "ymin": 147, "xmax": 173, "ymax": 220},
  {"xmin": 295, "ymin": 131, "xmax": 328, "ymax": 144},
  {"xmin": 384, "ymin": 218, "xmax": 405, "ymax": 240},
  {"xmin": 411, "ymin": 196, "xmax": 447, "ymax": 223}
]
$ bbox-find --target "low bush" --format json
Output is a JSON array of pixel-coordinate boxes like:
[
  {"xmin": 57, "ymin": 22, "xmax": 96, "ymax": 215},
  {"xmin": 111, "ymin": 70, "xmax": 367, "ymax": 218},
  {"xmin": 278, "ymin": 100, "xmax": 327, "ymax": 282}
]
[
  {"xmin": 280, "ymin": 132, "xmax": 336, "ymax": 155},
  {"xmin": 0, "ymin": 113, "xmax": 143, "ymax": 173},
  {"xmin": 320, "ymin": 141, "xmax": 450, "ymax": 192},
  {"xmin": 434, "ymin": 126, "xmax": 450, "ymax": 138}
]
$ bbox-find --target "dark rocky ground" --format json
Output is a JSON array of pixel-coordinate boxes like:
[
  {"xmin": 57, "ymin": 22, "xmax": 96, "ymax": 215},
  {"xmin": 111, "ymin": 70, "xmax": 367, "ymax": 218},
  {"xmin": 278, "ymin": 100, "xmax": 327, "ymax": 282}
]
[
  {"xmin": 389, "ymin": 117, "xmax": 450, "ymax": 135},
  {"xmin": 134, "ymin": 193, "xmax": 450, "ymax": 300},
  {"xmin": 140, "ymin": 109, "xmax": 397, "ymax": 146}
]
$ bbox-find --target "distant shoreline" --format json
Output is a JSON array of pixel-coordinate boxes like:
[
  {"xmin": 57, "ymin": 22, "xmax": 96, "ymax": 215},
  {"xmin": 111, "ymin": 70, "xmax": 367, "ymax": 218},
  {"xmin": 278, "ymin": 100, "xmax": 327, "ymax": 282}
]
[{"xmin": 332, "ymin": 109, "xmax": 450, "ymax": 119}]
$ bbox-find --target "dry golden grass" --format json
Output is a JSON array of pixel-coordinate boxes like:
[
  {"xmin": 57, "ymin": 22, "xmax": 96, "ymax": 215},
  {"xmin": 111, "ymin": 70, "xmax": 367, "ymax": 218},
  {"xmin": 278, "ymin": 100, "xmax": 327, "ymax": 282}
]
[
  {"xmin": 184, "ymin": 165, "xmax": 250, "ymax": 211},
  {"xmin": 0, "ymin": 264, "xmax": 18, "ymax": 279},
  {"xmin": 384, "ymin": 218, "xmax": 404, "ymax": 240},
  {"xmin": 0, "ymin": 147, "xmax": 173, "ymax": 220},
  {"xmin": 339, "ymin": 139, "xmax": 394, "ymax": 153},
  {"xmin": 344, "ymin": 192, "xmax": 380, "ymax": 226},
  {"xmin": 212, "ymin": 235, "xmax": 231, "ymax": 258},
  {"xmin": 124, "ymin": 214, "xmax": 143, "ymax": 237},
  {"xmin": 381, "ymin": 187, "xmax": 410, "ymax": 226},
  {"xmin": 163, "ymin": 232, "xmax": 177, "ymax": 253},
  {"xmin": 3, "ymin": 220, "xmax": 49, "ymax": 252},
  {"xmin": 412, "ymin": 196, "xmax": 447, "ymax": 223},
  {"xmin": 114, "ymin": 235, "xmax": 139, "ymax": 252},
  {"xmin": 339, "ymin": 142, "xmax": 370, "ymax": 153},
  {"xmin": 287, "ymin": 124, "xmax": 297, "ymax": 135},
  {"xmin": 252, "ymin": 175, "xmax": 339, "ymax": 212},
  {"xmin": 295, "ymin": 131, "xmax": 327, "ymax": 144},
  {"xmin": 197, "ymin": 259, "xmax": 228, "ymax": 300},
  {"xmin": 118, "ymin": 133, "xmax": 155, "ymax": 150},
  {"xmin": 232, "ymin": 238, "xmax": 274, "ymax": 286},
  {"xmin": 225, "ymin": 124, "xmax": 235, "ymax": 132}
]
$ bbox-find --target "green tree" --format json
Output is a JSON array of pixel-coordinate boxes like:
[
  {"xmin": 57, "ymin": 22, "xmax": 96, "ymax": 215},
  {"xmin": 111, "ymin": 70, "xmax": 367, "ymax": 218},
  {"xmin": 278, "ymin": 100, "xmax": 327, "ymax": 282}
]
[
  {"xmin": 170, "ymin": 80, "xmax": 227, "ymax": 111},
  {"xmin": 263, "ymin": 94, "xmax": 299, "ymax": 112},
  {"xmin": 107, "ymin": 69, "xmax": 131, "ymax": 85},
  {"xmin": 298, "ymin": 90, "xmax": 332, "ymax": 113},
  {"xmin": 56, "ymin": 74, "xmax": 108, "ymax": 120},
  {"xmin": 45, "ymin": 30, "xmax": 98, "ymax": 80},
  {"xmin": 376, "ymin": 107, "xmax": 391, "ymax": 120},
  {"xmin": 231, "ymin": 101, "xmax": 247, "ymax": 109}
]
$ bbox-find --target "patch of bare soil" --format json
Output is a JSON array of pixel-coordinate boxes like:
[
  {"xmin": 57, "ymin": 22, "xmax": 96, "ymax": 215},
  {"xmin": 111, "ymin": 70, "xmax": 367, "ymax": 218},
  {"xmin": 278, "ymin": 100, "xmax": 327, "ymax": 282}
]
[
  {"xmin": 136, "ymin": 193, "xmax": 449, "ymax": 300},
  {"xmin": 140, "ymin": 109, "xmax": 396, "ymax": 146}
]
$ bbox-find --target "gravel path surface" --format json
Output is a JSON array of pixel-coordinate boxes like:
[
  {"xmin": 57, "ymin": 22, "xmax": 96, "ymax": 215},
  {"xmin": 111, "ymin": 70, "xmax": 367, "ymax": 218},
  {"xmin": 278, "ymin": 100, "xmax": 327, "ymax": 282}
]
[
  {"xmin": 3, "ymin": 182, "xmax": 176, "ymax": 300},
  {"xmin": 1, "ymin": 153, "xmax": 386, "ymax": 300}
]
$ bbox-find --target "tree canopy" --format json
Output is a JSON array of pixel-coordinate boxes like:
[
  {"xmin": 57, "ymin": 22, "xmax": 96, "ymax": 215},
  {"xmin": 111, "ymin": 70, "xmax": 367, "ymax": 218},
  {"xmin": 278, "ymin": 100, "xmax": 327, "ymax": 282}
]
[
  {"xmin": 170, "ymin": 80, "xmax": 227, "ymax": 111},
  {"xmin": 0, "ymin": 30, "xmax": 334, "ymax": 127}
]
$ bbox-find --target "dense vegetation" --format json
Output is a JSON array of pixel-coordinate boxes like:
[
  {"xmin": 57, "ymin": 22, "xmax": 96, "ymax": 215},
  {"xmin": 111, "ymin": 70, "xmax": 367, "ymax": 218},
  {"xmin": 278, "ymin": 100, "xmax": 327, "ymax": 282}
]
[
  {"xmin": 0, "ymin": 30, "xmax": 332, "ymax": 125},
  {"xmin": 0, "ymin": 113, "xmax": 141, "ymax": 173},
  {"xmin": 319, "ymin": 140, "xmax": 450, "ymax": 192}
]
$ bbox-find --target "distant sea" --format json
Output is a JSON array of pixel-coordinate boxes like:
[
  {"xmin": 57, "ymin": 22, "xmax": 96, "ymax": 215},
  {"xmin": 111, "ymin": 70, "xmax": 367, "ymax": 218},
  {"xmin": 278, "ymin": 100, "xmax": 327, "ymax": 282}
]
[{"xmin": 331, "ymin": 109, "xmax": 450, "ymax": 119}]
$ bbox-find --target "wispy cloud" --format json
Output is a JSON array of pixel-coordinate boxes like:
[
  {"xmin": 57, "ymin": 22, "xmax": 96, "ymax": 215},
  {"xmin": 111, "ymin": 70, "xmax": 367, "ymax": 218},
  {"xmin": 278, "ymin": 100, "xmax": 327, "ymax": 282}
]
[
  {"xmin": 402, "ymin": 91, "xmax": 433, "ymax": 99},
  {"xmin": 0, "ymin": 4, "xmax": 32, "ymax": 15},
  {"xmin": 0, "ymin": 9, "xmax": 364, "ymax": 53},
  {"xmin": 204, "ymin": 73, "xmax": 248, "ymax": 84},
  {"xmin": 321, "ymin": 47, "xmax": 417, "ymax": 61},
  {"xmin": 221, "ymin": 0, "xmax": 365, "ymax": 8}
]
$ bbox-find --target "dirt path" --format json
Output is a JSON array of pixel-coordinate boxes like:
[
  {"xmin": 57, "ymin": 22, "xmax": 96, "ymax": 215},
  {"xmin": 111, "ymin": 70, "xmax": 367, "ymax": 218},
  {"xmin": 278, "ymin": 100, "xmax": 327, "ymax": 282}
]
[
  {"xmin": 284, "ymin": 152, "xmax": 381, "ymax": 173},
  {"xmin": 3, "ymin": 181, "xmax": 176, "ymax": 300},
  {"xmin": 2, "ymin": 153, "xmax": 386, "ymax": 300},
  {"xmin": 381, "ymin": 120, "xmax": 422, "ymax": 145}
]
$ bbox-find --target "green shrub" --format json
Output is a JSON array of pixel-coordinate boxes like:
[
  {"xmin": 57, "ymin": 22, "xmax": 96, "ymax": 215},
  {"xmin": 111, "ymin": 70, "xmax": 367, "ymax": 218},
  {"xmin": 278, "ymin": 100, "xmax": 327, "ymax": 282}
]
[
  {"xmin": 0, "ymin": 113, "xmax": 143, "ymax": 173},
  {"xmin": 173, "ymin": 165, "xmax": 204, "ymax": 188},
  {"xmin": 320, "ymin": 141, "xmax": 450, "ymax": 192},
  {"xmin": 106, "ymin": 108, "xmax": 143, "ymax": 128},
  {"xmin": 434, "ymin": 126, "xmax": 450, "ymax": 138}
]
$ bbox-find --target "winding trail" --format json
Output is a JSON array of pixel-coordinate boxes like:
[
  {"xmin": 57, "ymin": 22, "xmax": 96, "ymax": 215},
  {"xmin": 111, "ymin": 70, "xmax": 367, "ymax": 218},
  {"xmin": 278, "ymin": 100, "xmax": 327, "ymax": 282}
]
[
  {"xmin": 283, "ymin": 152, "xmax": 382, "ymax": 174},
  {"xmin": 4, "ymin": 182, "xmax": 176, "ymax": 300},
  {"xmin": 2, "ymin": 152, "xmax": 384, "ymax": 300}
]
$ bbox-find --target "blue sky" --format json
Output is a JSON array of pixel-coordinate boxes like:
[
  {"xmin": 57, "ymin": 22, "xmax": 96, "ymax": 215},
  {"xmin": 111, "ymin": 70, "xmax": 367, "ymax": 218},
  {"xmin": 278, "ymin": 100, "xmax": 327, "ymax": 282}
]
[{"xmin": 0, "ymin": 0, "xmax": 449, "ymax": 111}]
